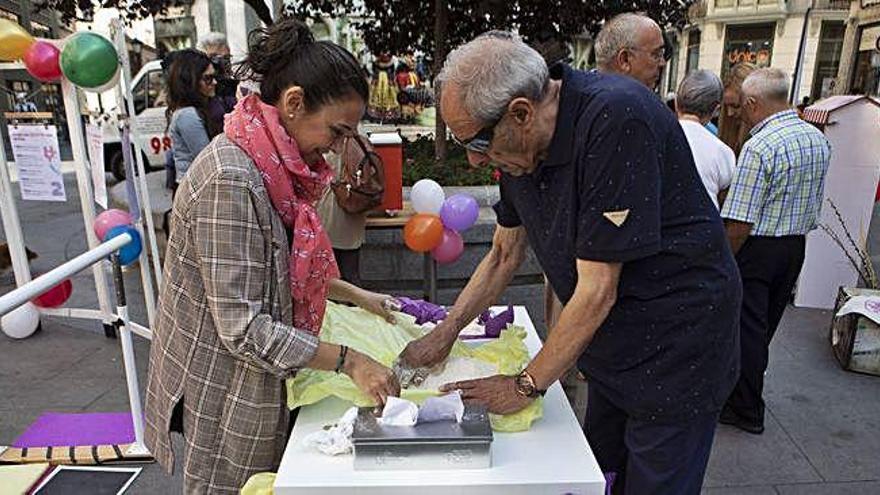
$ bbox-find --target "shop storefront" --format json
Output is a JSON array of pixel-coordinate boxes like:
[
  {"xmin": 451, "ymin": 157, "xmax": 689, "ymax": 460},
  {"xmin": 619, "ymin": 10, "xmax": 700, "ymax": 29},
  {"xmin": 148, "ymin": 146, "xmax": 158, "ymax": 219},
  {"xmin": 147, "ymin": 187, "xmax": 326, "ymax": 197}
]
[
  {"xmin": 850, "ymin": 23, "xmax": 880, "ymax": 97},
  {"xmin": 722, "ymin": 23, "xmax": 775, "ymax": 77}
]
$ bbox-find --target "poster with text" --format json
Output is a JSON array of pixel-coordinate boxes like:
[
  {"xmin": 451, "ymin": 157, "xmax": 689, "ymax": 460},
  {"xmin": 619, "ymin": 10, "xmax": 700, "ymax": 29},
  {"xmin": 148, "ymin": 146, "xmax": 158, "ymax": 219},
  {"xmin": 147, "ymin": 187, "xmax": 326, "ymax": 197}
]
[
  {"xmin": 86, "ymin": 123, "xmax": 108, "ymax": 208},
  {"xmin": 9, "ymin": 125, "xmax": 67, "ymax": 202}
]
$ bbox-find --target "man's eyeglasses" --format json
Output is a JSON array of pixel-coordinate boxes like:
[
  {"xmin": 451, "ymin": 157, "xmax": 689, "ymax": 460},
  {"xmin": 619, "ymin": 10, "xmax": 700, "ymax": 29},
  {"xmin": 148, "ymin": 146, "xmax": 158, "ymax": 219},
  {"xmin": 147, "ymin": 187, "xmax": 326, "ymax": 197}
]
[
  {"xmin": 452, "ymin": 120, "xmax": 499, "ymax": 155},
  {"xmin": 629, "ymin": 46, "xmax": 670, "ymax": 63}
]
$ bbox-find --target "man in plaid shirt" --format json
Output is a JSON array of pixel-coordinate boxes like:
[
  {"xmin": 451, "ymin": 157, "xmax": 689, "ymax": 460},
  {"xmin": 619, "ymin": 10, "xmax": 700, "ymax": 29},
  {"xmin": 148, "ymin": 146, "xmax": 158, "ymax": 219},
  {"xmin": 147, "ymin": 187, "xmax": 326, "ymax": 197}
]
[{"xmin": 721, "ymin": 68, "xmax": 831, "ymax": 434}]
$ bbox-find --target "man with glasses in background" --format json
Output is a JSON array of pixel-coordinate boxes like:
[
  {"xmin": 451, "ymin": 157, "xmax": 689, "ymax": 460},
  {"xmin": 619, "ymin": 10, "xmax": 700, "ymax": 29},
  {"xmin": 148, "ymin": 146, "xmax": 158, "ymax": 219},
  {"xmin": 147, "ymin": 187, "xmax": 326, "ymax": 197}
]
[
  {"xmin": 595, "ymin": 13, "xmax": 669, "ymax": 90},
  {"xmin": 197, "ymin": 33, "xmax": 238, "ymax": 127},
  {"xmin": 399, "ymin": 29, "xmax": 741, "ymax": 494}
]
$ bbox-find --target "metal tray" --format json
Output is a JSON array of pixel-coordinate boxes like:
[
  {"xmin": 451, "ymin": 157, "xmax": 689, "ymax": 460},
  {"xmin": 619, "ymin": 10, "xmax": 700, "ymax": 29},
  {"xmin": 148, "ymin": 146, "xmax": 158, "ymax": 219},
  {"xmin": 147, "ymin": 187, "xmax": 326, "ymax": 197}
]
[{"xmin": 351, "ymin": 404, "xmax": 493, "ymax": 470}]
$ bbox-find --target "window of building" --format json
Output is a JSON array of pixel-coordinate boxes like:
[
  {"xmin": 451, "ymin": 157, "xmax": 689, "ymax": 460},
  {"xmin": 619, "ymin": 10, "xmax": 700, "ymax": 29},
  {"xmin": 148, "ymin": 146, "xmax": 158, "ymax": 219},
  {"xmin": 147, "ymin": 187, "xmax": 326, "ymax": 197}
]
[
  {"xmin": 851, "ymin": 23, "xmax": 880, "ymax": 97},
  {"xmin": 722, "ymin": 23, "xmax": 775, "ymax": 77},
  {"xmin": 686, "ymin": 29, "xmax": 701, "ymax": 74},
  {"xmin": 810, "ymin": 21, "xmax": 845, "ymax": 100},
  {"xmin": 0, "ymin": 8, "xmax": 19, "ymax": 23},
  {"xmin": 30, "ymin": 21, "xmax": 51, "ymax": 38}
]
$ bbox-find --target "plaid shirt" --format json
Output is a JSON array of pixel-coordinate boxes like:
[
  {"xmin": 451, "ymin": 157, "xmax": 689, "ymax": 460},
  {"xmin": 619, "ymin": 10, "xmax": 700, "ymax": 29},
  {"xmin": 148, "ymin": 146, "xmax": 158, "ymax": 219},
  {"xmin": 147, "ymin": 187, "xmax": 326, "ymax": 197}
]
[
  {"xmin": 145, "ymin": 135, "xmax": 318, "ymax": 493},
  {"xmin": 722, "ymin": 110, "xmax": 831, "ymax": 236}
]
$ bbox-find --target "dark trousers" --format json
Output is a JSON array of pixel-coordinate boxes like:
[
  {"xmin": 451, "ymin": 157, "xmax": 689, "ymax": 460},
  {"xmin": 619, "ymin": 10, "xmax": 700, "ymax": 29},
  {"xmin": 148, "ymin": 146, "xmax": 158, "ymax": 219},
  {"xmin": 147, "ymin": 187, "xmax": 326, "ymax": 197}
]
[
  {"xmin": 333, "ymin": 248, "xmax": 361, "ymax": 286},
  {"xmin": 585, "ymin": 385, "xmax": 719, "ymax": 495},
  {"xmin": 726, "ymin": 235, "xmax": 806, "ymax": 426}
]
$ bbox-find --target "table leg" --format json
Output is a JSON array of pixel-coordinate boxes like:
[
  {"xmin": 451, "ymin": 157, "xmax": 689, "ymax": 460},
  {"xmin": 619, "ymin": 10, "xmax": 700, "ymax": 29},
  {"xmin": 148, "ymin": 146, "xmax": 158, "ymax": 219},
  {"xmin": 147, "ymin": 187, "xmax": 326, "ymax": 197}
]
[{"xmin": 423, "ymin": 253, "xmax": 438, "ymax": 302}]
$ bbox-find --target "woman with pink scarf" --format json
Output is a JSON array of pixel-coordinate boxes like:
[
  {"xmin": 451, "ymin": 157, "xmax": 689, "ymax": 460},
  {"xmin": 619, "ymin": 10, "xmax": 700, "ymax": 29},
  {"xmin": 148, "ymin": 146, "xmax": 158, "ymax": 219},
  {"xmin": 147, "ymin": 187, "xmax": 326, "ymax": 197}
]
[{"xmin": 144, "ymin": 19, "xmax": 400, "ymax": 493}]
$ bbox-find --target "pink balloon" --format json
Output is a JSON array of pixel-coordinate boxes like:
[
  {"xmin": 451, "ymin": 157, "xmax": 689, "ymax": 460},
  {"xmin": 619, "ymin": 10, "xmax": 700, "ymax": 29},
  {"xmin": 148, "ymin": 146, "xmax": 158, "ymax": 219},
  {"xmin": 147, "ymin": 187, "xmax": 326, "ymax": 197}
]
[
  {"xmin": 94, "ymin": 209, "xmax": 132, "ymax": 241},
  {"xmin": 23, "ymin": 40, "xmax": 62, "ymax": 82},
  {"xmin": 431, "ymin": 228, "xmax": 464, "ymax": 265}
]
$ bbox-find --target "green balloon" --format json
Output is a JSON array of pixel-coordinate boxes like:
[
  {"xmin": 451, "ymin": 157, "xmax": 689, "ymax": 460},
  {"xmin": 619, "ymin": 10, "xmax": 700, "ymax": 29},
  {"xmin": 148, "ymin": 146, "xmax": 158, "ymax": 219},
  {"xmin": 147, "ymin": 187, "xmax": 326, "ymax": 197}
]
[{"xmin": 60, "ymin": 32, "xmax": 119, "ymax": 89}]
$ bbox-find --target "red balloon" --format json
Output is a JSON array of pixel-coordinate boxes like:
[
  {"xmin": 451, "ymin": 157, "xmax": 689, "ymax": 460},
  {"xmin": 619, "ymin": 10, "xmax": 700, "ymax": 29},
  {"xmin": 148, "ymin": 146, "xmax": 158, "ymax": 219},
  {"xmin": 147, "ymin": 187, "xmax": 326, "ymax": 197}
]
[
  {"xmin": 33, "ymin": 279, "xmax": 73, "ymax": 308},
  {"xmin": 23, "ymin": 40, "xmax": 62, "ymax": 82}
]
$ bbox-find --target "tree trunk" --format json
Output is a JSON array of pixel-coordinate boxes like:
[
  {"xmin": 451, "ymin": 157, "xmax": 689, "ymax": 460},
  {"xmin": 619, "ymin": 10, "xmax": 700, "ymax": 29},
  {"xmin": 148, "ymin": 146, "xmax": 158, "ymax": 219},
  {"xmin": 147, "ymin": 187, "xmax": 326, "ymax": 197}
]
[
  {"xmin": 244, "ymin": 0, "xmax": 275, "ymax": 26},
  {"xmin": 433, "ymin": 0, "xmax": 448, "ymax": 163}
]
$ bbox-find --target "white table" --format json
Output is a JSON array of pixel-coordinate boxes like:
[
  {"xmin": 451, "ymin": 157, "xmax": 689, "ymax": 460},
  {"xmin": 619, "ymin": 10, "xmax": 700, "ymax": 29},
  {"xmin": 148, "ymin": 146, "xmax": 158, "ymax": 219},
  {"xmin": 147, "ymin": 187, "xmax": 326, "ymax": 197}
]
[{"xmin": 274, "ymin": 306, "xmax": 606, "ymax": 494}]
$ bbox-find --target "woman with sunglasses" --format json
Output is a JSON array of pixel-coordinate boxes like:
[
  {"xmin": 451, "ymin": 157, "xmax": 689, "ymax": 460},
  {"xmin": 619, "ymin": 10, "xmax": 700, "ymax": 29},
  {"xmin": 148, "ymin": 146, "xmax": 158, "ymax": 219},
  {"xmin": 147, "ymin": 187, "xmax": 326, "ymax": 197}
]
[
  {"xmin": 166, "ymin": 49, "xmax": 220, "ymax": 189},
  {"xmin": 145, "ymin": 20, "xmax": 400, "ymax": 493}
]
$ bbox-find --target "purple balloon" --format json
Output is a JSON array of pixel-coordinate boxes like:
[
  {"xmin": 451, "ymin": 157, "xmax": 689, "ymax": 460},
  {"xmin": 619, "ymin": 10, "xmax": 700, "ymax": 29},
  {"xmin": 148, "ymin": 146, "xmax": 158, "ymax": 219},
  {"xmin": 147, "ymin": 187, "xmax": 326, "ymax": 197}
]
[
  {"xmin": 432, "ymin": 228, "xmax": 464, "ymax": 264},
  {"xmin": 440, "ymin": 194, "xmax": 479, "ymax": 232}
]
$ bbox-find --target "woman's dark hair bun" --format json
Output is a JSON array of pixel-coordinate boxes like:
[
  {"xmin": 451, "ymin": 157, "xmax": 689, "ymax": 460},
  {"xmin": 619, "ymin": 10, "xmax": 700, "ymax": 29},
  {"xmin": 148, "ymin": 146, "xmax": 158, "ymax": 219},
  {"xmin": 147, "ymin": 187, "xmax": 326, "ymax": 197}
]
[
  {"xmin": 238, "ymin": 19, "xmax": 315, "ymax": 80},
  {"xmin": 235, "ymin": 17, "xmax": 368, "ymax": 109}
]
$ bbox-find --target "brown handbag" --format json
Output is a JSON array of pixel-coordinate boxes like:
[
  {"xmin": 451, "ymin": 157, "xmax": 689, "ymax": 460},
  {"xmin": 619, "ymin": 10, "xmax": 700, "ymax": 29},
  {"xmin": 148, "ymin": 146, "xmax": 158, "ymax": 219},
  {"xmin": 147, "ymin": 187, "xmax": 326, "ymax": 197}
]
[{"xmin": 330, "ymin": 134, "xmax": 385, "ymax": 214}]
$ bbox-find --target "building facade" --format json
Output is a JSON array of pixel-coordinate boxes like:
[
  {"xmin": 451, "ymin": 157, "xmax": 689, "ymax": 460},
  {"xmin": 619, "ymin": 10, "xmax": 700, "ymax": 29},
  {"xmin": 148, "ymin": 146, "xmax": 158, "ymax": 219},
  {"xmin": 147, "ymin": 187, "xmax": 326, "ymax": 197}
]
[
  {"xmin": 669, "ymin": 0, "xmax": 850, "ymax": 102},
  {"xmin": 0, "ymin": 0, "xmax": 71, "ymax": 158},
  {"xmin": 837, "ymin": 0, "xmax": 880, "ymax": 97}
]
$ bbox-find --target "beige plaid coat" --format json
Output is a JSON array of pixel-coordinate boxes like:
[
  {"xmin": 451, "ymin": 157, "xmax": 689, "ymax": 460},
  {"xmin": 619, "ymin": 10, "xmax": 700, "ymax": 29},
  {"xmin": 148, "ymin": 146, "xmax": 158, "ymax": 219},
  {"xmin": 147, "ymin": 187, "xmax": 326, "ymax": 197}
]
[{"xmin": 145, "ymin": 135, "xmax": 319, "ymax": 493}]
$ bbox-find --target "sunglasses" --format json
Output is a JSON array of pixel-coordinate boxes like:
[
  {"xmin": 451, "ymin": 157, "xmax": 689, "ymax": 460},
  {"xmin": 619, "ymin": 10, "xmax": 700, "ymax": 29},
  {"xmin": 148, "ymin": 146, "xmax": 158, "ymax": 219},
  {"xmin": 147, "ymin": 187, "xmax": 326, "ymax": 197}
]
[
  {"xmin": 452, "ymin": 119, "xmax": 499, "ymax": 154},
  {"xmin": 201, "ymin": 74, "xmax": 217, "ymax": 84}
]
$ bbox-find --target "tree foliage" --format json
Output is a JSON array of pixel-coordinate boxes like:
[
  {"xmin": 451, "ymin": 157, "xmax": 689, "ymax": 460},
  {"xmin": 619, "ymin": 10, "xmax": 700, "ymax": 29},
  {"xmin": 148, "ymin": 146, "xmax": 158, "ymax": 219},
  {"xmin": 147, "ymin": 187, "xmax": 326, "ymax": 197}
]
[{"xmin": 287, "ymin": 0, "xmax": 694, "ymax": 59}]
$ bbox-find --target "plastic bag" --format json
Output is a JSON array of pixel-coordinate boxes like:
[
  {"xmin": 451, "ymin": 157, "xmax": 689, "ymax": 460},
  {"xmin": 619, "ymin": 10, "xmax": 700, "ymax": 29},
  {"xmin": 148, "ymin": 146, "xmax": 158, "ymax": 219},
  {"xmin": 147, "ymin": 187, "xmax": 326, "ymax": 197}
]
[
  {"xmin": 287, "ymin": 302, "xmax": 542, "ymax": 432},
  {"xmin": 240, "ymin": 472, "xmax": 276, "ymax": 495}
]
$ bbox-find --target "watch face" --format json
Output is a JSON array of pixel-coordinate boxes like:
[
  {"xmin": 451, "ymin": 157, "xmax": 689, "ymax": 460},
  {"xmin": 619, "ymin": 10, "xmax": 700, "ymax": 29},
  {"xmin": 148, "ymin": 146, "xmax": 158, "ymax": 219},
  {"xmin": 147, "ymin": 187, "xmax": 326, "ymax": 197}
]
[{"xmin": 515, "ymin": 374, "xmax": 537, "ymax": 397}]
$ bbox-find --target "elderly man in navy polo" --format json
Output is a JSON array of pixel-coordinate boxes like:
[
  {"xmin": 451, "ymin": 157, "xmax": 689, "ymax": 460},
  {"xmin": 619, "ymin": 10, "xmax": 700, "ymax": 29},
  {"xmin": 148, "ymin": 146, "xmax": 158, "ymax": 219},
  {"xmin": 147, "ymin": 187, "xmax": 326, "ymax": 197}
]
[{"xmin": 399, "ymin": 30, "xmax": 742, "ymax": 494}]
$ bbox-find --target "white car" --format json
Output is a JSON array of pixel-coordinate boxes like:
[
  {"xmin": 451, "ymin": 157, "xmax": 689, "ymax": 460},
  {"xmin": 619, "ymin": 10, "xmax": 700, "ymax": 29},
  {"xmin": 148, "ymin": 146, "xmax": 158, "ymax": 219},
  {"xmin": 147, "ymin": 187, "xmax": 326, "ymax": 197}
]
[{"xmin": 101, "ymin": 60, "xmax": 169, "ymax": 180}]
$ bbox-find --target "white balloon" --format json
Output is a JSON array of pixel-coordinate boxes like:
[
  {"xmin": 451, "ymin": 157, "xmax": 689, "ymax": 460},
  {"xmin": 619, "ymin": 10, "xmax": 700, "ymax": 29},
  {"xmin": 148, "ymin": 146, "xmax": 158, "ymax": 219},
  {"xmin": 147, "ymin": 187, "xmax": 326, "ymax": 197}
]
[
  {"xmin": 1, "ymin": 302, "xmax": 40, "ymax": 339},
  {"xmin": 411, "ymin": 179, "xmax": 445, "ymax": 214}
]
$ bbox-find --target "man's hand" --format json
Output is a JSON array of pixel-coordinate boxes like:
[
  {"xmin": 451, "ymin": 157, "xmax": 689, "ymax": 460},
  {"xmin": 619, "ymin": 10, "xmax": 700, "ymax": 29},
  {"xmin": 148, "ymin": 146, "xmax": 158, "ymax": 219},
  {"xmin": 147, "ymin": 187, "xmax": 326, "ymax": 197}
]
[
  {"xmin": 440, "ymin": 375, "xmax": 533, "ymax": 415},
  {"xmin": 398, "ymin": 322, "xmax": 457, "ymax": 369}
]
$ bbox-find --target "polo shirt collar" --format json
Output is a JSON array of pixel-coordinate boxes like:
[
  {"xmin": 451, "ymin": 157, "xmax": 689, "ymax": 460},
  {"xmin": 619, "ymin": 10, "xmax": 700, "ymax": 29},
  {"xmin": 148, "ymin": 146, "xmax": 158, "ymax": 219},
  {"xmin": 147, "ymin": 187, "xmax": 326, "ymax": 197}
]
[
  {"xmin": 749, "ymin": 109, "xmax": 798, "ymax": 136},
  {"xmin": 538, "ymin": 63, "xmax": 577, "ymax": 169}
]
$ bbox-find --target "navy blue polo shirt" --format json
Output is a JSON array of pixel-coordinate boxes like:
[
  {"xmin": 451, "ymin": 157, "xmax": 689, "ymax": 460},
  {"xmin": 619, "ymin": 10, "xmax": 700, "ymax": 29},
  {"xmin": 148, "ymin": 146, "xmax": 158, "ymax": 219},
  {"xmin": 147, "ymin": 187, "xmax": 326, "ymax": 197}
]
[{"xmin": 494, "ymin": 65, "xmax": 741, "ymax": 421}]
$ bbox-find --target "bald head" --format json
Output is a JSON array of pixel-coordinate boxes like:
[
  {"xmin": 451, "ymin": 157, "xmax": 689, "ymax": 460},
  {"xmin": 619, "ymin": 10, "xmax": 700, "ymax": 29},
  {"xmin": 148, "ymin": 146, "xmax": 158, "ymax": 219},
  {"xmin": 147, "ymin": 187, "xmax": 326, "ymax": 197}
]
[{"xmin": 594, "ymin": 13, "xmax": 666, "ymax": 88}]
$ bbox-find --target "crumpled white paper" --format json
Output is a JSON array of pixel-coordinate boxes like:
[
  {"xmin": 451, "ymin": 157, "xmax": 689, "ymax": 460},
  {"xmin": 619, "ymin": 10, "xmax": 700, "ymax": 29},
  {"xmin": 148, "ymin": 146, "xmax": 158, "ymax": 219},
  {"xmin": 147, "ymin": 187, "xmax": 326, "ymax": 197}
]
[
  {"xmin": 377, "ymin": 396, "xmax": 420, "ymax": 426},
  {"xmin": 303, "ymin": 406, "xmax": 359, "ymax": 456},
  {"xmin": 418, "ymin": 391, "xmax": 465, "ymax": 423},
  {"xmin": 378, "ymin": 392, "xmax": 466, "ymax": 426}
]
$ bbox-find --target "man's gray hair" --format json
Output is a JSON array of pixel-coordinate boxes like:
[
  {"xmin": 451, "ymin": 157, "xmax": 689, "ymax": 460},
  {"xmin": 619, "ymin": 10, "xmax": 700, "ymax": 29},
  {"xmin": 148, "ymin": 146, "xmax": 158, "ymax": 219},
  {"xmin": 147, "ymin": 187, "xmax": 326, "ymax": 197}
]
[
  {"xmin": 594, "ymin": 13, "xmax": 657, "ymax": 68},
  {"xmin": 438, "ymin": 31, "xmax": 549, "ymax": 124},
  {"xmin": 741, "ymin": 68, "xmax": 790, "ymax": 102},
  {"xmin": 677, "ymin": 70, "xmax": 723, "ymax": 119},
  {"xmin": 197, "ymin": 32, "xmax": 229, "ymax": 51}
]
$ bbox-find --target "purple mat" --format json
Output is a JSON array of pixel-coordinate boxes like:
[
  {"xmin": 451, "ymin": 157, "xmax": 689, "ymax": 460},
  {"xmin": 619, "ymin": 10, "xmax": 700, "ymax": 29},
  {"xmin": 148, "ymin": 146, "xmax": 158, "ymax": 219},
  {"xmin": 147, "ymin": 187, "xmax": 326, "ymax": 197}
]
[{"xmin": 13, "ymin": 412, "xmax": 135, "ymax": 448}]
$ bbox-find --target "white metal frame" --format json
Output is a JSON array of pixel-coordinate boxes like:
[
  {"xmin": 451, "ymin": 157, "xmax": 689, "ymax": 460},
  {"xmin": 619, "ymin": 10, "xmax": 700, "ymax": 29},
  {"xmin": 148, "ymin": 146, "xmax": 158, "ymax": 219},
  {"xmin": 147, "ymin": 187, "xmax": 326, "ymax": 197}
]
[{"xmin": 0, "ymin": 18, "xmax": 161, "ymax": 457}]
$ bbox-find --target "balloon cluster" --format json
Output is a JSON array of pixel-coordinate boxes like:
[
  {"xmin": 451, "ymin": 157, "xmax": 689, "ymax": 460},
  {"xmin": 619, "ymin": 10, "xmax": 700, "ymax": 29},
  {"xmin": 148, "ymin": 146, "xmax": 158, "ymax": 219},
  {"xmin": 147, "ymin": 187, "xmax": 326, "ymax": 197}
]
[
  {"xmin": 0, "ymin": 19, "xmax": 119, "ymax": 91},
  {"xmin": 94, "ymin": 209, "xmax": 142, "ymax": 266},
  {"xmin": 404, "ymin": 179, "xmax": 479, "ymax": 264}
]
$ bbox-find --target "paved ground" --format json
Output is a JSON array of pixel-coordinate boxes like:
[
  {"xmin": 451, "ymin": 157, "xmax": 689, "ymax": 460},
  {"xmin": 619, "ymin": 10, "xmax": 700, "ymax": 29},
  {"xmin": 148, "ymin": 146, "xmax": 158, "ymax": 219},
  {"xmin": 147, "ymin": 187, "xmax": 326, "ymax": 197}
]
[{"xmin": 2, "ymin": 172, "xmax": 880, "ymax": 494}]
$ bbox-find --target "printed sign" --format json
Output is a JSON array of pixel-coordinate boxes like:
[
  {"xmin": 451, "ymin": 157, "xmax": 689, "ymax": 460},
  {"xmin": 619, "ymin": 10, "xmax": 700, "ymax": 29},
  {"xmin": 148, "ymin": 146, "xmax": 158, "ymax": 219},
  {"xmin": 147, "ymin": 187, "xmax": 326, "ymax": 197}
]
[{"xmin": 9, "ymin": 125, "xmax": 66, "ymax": 202}]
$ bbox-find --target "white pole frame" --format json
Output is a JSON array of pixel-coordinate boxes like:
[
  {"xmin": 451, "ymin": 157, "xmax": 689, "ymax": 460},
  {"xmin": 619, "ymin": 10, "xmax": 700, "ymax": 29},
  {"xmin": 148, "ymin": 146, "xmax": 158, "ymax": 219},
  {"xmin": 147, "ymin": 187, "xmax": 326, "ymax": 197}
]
[
  {"xmin": 0, "ymin": 21, "xmax": 163, "ymax": 457},
  {"xmin": 111, "ymin": 18, "xmax": 163, "ymax": 320},
  {"xmin": 0, "ymin": 234, "xmax": 150, "ymax": 455}
]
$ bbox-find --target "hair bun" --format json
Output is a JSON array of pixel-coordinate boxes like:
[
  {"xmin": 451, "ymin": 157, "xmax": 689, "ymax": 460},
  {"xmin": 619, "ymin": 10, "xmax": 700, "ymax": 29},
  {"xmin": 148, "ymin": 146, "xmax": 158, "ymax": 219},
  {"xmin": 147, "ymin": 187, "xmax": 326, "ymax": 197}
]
[{"xmin": 238, "ymin": 18, "xmax": 315, "ymax": 80}]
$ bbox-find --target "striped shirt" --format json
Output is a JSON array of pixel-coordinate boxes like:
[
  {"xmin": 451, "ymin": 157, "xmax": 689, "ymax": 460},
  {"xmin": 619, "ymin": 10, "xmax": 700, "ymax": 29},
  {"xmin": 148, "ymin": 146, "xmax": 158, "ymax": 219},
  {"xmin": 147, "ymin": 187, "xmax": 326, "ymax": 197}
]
[{"xmin": 721, "ymin": 110, "xmax": 831, "ymax": 236}]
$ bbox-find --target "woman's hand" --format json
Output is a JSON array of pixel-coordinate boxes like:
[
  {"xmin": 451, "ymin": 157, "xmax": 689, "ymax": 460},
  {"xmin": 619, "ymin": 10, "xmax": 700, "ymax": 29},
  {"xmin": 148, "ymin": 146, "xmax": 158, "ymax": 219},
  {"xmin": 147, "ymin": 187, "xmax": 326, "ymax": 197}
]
[
  {"xmin": 343, "ymin": 350, "xmax": 400, "ymax": 406},
  {"xmin": 328, "ymin": 279, "xmax": 400, "ymax": 324},
  {"xmin": 353, "ymin": 289, "xmax": 400, "ymax": 324}
]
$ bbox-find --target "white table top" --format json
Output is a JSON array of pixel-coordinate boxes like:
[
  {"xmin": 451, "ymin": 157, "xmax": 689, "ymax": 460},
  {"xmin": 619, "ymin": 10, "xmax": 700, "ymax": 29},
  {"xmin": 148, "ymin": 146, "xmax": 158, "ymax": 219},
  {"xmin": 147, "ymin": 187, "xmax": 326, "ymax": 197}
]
[{"xmin": 274, "ymin": 306, "xmax": 606, "ymax": 495}]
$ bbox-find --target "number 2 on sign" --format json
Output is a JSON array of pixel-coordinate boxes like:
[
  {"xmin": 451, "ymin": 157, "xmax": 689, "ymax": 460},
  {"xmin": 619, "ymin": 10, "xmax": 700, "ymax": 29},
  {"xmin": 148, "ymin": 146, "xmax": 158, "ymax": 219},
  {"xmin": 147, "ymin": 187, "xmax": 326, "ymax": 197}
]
[{"xmin": 150, "ymin": 136, "xmax": 172, "ymax": 154}]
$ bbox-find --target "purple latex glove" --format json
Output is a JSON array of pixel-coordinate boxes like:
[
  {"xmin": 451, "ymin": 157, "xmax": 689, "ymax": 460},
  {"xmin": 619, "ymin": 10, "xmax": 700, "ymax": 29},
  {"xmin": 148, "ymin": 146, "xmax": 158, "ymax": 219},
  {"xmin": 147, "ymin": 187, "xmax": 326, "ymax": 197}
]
[
  {"xmin": 397, "ymin": 297, "xmax": 448, "ymax": 325},
  {"xmin": 481, "ymin": 304, "xmax": 514, "ymax": 337}
]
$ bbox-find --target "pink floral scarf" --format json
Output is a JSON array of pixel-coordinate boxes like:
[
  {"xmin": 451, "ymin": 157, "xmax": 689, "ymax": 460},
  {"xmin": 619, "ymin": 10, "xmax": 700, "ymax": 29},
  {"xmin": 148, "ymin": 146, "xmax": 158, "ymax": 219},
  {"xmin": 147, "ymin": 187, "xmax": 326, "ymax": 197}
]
[{"xmin": 224, "ymin": 94, "xmax": 339, "ymax": 334}]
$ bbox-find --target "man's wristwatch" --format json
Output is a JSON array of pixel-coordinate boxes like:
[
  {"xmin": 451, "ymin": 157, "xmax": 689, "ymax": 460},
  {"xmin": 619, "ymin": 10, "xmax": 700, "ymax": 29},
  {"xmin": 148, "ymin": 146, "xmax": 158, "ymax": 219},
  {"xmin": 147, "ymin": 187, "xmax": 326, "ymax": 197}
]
[{"xmin": 514, "ymin": 370, "xmax": 546, "ymax": 399}]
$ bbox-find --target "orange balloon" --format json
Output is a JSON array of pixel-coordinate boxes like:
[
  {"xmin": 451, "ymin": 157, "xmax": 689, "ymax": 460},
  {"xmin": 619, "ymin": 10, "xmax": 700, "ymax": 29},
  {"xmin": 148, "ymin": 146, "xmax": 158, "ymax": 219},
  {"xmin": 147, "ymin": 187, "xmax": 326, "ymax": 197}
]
[{"xmin": 404, "ymin": 214, "xmax": 444, "ymax": 252}]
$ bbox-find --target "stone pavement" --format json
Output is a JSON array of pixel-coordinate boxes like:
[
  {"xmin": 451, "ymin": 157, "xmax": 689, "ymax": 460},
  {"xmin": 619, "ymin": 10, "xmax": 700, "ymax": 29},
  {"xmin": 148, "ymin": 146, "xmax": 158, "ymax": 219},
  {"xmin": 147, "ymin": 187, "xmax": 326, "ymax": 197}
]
[{"xmin": 2, "ymin": 172, "xmax": 880, "ymax": 494}]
